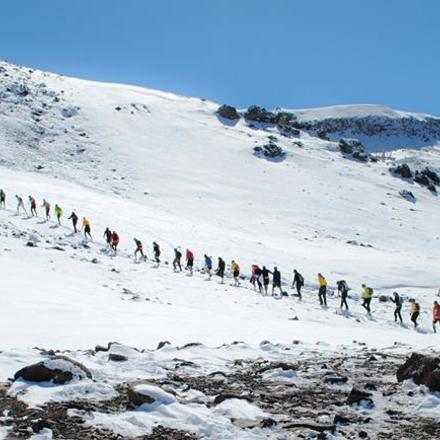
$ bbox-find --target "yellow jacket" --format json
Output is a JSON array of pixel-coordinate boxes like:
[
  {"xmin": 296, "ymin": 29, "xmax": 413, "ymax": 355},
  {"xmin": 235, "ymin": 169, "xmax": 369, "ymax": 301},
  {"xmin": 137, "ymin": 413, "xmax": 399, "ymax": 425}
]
[
  {"xmin": 318, "ymin": 275, "xmax": 327, "ymax": 287},
  {"xmin": 231, "ymin": 261, "xmax": 239, "ymax": 273},
  {"xmin": 362, "ymin": 286, "xmax": 373, "ymax": 299},
  {"xmin": 411, "ymin": 302, "xmax": 420, "ymax": 313}
]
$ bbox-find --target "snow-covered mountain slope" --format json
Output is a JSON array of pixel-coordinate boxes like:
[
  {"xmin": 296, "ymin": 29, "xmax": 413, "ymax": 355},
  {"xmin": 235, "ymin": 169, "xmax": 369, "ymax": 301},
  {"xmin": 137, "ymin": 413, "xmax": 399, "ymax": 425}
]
[
  {"xmin": 1, "ymin": 59, "xmax": 440, "ymax": 343},
  {"xmin": 2, "ymin": 61, "xmax": 440, "ymax": 439},
  {"xmin": 287, "ymin": 104, "xmax": 440, "ymax": 151}
]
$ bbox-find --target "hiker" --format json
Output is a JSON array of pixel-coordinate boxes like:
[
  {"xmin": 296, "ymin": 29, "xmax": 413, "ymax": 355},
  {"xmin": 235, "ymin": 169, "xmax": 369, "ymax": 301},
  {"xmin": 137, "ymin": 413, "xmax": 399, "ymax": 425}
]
[
  {"xmin": 134, "ymin": 238, "xmax": 145, "ymax": 261},
  {"xmin": 231, "ymin": 260, "xmax": 240, "ymax": 286},
  {"xmin": 391, "ymin": 291, "xmax": 403, "ymax": 324},
  {"xmin": 361, "ymin": 284, "xmax": 373, "ymax": 314},
  {"xmin": 250, "ymin": 265, "xmax": 263, "ymax": 292},
  {"xmin": 111, "ymin": 231, "xmax": 119, "ymax": 253},
  {"xmin": 29, "ymin": 196, "xmax": 37, "ymax": 216},
  {"xmin": 153, "ymin": 241, "xmax": 161, "ymax": 263},
  {"xmin": 173, "ymin": 248, "xmax": 182, "ymax": 271},
  {"xmin": 204, "ymin": 255, "xmax": 213, "ymax": 279},
  {"xmin": 272, "ymin": 266, "xmax": 282, "ymax": 296},
  {"xmin": 318, "ymin": 273, "xmax": 327, "ymax": 306},
  {"xmin": 54, "ymin": 204, "xmax": 63, "ymax": 225},
  {"xmin": 186, "ymin": 249, "xmax": 194, "ymax": 274},
  {"xmin": 0, "ymin": 189, "xmax": 5, "ymax": 208},
  {"xmin": 337, "ymin": 280, "xmax": 349, "ymax": 310},
  {"xmin": 41, "ymin": 199, "xmax": 51, "ymax": 220},
  {"xmin": 15, "ymin": 195, "xmax": 27, "ymax": 215},
  {"xmin": 410, "ymin": 299, "xmax": 420, "ymax": 329},
  {"xmin": 292, "ymin": 269, "xmax": 304, "ymax": 299},
  {"xmin": 261, "ymin": 266, "xmax": 271, "ymax": 295},
  {"xmin": 82, "ymin": 217, "xmax": 92, "ymax": 241},
  {"xmin": 433, "ymin": 301, "xmax": 440, "ymax": 333},
  {"xmin": 216, "ymin": 257, "xmax": 225, "ymax": 283},
  {"xmin": 103, "ymin": 228, "xmax": 112, "ymax": 247},
  {"xmin": 68, "ymin": 211, "xmax": 78, "ymax": 233}
]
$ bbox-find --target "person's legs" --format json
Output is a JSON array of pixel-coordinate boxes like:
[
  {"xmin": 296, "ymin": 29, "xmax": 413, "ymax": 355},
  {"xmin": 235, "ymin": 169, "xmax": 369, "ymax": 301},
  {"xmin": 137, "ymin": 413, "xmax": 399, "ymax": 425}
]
[
  {"xmin": 411, "ymin": 312, "xmax": 418, "ymax": 328},
  {"xmin": 297, "ymin": 284, "xmax": 302, "ymax": 299},
  {"xmin": 362, "ymin": 298, "xmax": 368, "ymax": 311}
]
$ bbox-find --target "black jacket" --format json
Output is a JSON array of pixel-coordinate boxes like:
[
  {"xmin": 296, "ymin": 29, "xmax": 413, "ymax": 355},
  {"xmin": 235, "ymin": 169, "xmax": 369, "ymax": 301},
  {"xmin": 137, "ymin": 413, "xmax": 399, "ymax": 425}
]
[{"xmin": 273, "ymin": 270, "xmax": 281, "ymax": 284}]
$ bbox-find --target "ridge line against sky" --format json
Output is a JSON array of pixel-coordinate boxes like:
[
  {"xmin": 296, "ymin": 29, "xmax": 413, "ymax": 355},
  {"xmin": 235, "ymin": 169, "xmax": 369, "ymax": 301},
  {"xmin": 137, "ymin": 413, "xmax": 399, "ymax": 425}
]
[{"xmin": 1, "ymin": 0, "xmax": 439, "ymax": 115}]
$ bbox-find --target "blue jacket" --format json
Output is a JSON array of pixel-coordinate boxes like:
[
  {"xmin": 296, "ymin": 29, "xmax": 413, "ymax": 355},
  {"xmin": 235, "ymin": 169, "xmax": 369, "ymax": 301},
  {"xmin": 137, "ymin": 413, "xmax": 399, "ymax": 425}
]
[{"xmin": 205, "ymin": 256, "xmax": 213, "ymax": 270}]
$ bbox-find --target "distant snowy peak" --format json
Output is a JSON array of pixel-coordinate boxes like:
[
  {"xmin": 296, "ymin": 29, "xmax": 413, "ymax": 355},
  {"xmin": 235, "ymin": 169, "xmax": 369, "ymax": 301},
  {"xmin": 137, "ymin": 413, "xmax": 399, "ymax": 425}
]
[
  {"xmin": 279, "ymin": 104, "xmax": 440, "ymax": 152},
  {"xmin": 289, "ymin": 104, "xmax": 437, "ymax": 123}
]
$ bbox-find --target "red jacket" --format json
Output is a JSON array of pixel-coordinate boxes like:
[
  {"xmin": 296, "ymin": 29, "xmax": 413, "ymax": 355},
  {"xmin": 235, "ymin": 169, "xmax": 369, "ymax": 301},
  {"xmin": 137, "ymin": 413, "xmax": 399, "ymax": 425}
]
[
  {"xmin": 186, "ymin": 250, "xmax": 194, "ymax": 261},
  {"xmin": 433, "ymin": 304, "xmax": 440, "ymax": 321}
]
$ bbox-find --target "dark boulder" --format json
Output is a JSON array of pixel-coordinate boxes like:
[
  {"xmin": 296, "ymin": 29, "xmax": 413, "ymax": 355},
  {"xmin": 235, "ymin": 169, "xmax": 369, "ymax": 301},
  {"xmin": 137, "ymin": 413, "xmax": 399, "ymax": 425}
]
[
  {"xmin": 347, "ymin": 387, "xmax": 374, "ymax": 408},
  {"xmin": 94, "ymin": 344, "xmax": 109, "ymax": 353},
  {"xmin": 399, "ymin": 189, "xmax": 416, "ymax": 203},
  {"xmin": 216, "ymin": 104, "xmax": 240, "ymax": 120},
  {"xmin": 339, "ymin": 138, "xmax": 370, "ymax": 162},
  {"xmin": 244, "ymin": 105, "xmax": 277, "ymax": 124},
  {"xmin": 414, "ymin": 171, "xmax": 437, "ymax": 192},
  {"xmin": 127, "ymin": 384, "xmax": 176, "ymax": 408},
  {"xmin": 352, "ymin": 151, "xmax": 370, "ymax": 162},
  {"xmin": 108, "ymin": 353, "xmax": 128, "ymax": 362},
  {"xmin": 157, "ymin": 341, "xmax": 171, "ymax": 350},
  {"xmin": 339, "ymin": 138, "xmax": 363, "ymax": 155},
  {"xmin": 279, "ymin": 125, "xmax": 300, "ymax": 137},
  {"xmin": 389, "ymin": 163, "xmax": 412, "ymax": 179},
  {"xmin": 276, "ymin": 112, "xmax": 301, "ymax": 137},
  {"xmin": 127, "ymin": 386, "xmax": 156, "ymax": 407},
  {"xmin": 14, "ymin": 356, "xmax": 92, "ymax": 384},
  {"xmin": 422, "ymin": 167, "xmax": 440, "ymax": 185},
  {"xmin": 253, "ymin": 142, "xmax": 285, "ymax": 160},
  {"xmin": 317, "ymin": 130, "xmax": 329, "ymax": 140},
  {"xmin": 414, "ymin": 171, "xmax": 430, "ymax": 187},
  {"xmin": 396, "ymin": 352, "xmax": 440, "ymax": 392}
]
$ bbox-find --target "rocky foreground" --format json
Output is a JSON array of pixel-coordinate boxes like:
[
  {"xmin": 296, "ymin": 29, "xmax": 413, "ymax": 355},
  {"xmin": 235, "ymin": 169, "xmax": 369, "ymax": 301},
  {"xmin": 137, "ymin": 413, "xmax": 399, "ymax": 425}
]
[{"xmin": 0, "ymin": 342, "xmax": 439, "ymax": 439}]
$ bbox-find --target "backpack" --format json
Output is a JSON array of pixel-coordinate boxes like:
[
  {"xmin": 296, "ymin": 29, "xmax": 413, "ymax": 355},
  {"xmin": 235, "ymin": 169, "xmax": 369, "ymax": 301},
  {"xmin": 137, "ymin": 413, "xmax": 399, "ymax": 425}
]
[{"xmin": 298, "ymin": 274, "xmax": 304, "ymax": 285}]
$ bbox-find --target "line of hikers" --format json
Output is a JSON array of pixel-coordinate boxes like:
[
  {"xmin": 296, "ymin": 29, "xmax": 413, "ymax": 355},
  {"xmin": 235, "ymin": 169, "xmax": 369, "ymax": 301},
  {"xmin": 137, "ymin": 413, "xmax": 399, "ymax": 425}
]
[
  {"xmin": 2, "ymin": 189, "xmax": 440, "ymax": 333},
  {"xmin": 8, "ymin": 194, "xmax": 93, "ymax": 240}
]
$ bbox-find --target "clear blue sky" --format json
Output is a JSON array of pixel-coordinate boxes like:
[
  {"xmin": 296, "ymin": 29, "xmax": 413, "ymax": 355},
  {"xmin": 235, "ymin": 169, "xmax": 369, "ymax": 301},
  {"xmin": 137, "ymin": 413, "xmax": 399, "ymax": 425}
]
[{"xmin": 1, "ymin": 1, "xmax": 439, "ymax": 114}]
